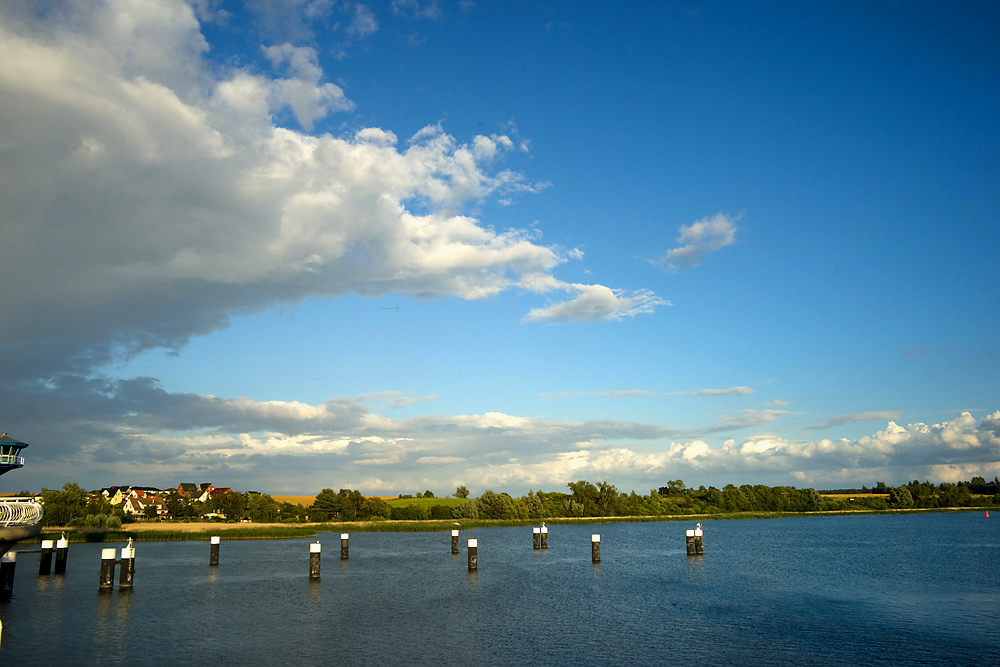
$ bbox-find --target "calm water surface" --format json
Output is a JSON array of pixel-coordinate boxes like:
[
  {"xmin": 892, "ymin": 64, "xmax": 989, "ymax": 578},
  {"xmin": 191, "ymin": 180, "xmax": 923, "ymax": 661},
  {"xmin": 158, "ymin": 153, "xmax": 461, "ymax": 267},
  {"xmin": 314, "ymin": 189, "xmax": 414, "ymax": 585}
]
[{"xmin": 0, "ymin": 513, "xmax": 997, "ymax": 665}]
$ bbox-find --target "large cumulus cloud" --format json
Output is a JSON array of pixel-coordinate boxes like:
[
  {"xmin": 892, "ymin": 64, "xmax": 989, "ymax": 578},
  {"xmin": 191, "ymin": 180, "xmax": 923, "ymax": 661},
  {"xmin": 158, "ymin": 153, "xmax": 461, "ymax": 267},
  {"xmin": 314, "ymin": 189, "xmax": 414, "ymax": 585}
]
[{"xmin": 0, "ymin": 0, "xmax": 660, "ymax": 383}]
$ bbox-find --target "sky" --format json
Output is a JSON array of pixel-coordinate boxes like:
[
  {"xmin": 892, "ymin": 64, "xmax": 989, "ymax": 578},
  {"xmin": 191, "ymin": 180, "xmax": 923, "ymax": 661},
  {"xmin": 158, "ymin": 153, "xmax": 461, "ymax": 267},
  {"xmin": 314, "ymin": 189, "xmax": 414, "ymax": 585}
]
[{"xmin": 1, "ymin": 0, "xmax": 999, "ymax": 496}]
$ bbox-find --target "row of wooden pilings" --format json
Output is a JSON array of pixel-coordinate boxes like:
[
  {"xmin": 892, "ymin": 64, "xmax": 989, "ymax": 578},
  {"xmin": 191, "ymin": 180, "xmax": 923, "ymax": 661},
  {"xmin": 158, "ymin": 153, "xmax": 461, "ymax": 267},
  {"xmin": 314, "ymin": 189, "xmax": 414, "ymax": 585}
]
[
  {"xmin": 2, "ymin": 525, "xmax": 705, "ymax": 596},
  {"xmin": 1, "ymin": 535, "xmax": 71, "ymax": 600}
]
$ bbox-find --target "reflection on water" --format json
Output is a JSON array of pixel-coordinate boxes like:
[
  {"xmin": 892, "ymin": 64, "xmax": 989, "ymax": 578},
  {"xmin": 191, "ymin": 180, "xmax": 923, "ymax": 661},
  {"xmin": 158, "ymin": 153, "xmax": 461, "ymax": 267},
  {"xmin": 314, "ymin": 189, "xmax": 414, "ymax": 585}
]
[{"xmin": 0, "ymin": 513, "xmax": 997, "ymax": 665}]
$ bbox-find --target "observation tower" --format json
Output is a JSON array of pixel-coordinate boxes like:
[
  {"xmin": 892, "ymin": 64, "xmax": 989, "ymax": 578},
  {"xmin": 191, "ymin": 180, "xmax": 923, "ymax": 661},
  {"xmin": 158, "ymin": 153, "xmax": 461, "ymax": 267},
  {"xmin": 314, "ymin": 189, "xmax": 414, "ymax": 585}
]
[{"xmin": 0, "ymin": 433, "xmax": 44, "ymax": 557}]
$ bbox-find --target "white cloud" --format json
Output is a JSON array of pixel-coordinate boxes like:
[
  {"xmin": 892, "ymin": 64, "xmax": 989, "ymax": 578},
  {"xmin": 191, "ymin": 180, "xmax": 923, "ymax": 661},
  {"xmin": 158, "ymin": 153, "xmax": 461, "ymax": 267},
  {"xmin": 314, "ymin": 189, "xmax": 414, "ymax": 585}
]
[
  {"xmin": 523, "ymin": 284, "xmax": 669, "ymax": 323},
  {"xmin": 7, "ymin": 367, "xmax": 996, "ymax": 492},
  {"xmin": 348, "ymin": 4, "xmax": 379, "ymax": 38},
  {"xmin": 391, "ymin": 0, "xmax": 442, "ymax": 20},
  {"xmin": 0, "ymin": 0, "xmax": 662, "ymax": 383},
  {"xmin": 807, "ymin": 410, "xmax": 904, "ymax": 430},
  {"xmin": 669, "ymin": 386, "xmax": 753, "ymax": 397},
  {"xmin": 538, "ymin": 390, "xmax": 656, "ymax": 399},
  {"xmin": 658, "ymin": 212, "xmax": 739, "ymax": 270}
]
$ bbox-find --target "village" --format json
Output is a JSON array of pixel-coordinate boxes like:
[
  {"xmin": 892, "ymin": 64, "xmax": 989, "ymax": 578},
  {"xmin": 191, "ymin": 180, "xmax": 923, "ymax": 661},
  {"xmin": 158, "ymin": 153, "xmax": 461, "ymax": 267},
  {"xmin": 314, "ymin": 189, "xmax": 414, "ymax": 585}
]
[
  {"xmin": 96, "ymin": 483, "xmax": 236, "ymax": 520},
  {"xmin": 24, "ymin": 482, "xmax": 300, "ymax": 526}
]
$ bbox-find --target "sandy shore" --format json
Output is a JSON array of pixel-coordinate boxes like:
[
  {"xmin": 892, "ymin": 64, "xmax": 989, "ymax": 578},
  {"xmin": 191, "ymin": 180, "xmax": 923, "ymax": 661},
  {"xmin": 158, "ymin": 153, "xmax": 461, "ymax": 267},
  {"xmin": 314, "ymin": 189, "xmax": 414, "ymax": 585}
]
[{"xmin": 47, "ymin": 521, "xmax": 327, "ymax": 533}]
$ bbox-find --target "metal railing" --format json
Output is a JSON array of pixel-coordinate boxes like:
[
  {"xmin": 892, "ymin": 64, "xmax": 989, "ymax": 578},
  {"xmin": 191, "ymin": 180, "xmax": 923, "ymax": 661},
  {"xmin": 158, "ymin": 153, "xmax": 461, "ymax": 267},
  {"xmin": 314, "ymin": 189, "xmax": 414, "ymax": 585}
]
[
  {"xmin": 0, "ymin": 498, "xmax": 43, "ymax": 526},
  {"xmin": 0, "ymin": 455, "xmax": 25, "ymax": 467}
]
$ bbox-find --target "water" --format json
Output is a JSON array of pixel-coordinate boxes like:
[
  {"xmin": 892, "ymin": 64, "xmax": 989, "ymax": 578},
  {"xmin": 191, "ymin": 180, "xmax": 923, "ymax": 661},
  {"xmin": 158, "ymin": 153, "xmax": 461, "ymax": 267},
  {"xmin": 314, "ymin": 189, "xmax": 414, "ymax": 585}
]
[{"xmin": 1, "ymin": 513, "xmax": 997, "ymax": 665}]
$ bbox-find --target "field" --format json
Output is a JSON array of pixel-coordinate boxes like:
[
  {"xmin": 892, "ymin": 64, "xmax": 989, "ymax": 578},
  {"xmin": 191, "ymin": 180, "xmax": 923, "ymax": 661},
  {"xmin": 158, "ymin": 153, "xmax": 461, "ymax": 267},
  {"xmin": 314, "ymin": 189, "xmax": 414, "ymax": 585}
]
[
  {"xmin": 386, "ymin": 497, "xmax": 465, "ymax": 508},
  {"xmin": 270, "ymin": 495, "xmax": 316, "ymax": 506}
]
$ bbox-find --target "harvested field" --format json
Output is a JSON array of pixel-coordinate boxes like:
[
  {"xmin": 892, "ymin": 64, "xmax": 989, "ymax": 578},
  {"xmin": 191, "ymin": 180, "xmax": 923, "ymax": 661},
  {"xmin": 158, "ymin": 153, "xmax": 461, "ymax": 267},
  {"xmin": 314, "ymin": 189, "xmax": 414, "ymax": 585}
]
[{"xmin": 270, "ymin": 495, "xmax": 315, "ymax": 506}]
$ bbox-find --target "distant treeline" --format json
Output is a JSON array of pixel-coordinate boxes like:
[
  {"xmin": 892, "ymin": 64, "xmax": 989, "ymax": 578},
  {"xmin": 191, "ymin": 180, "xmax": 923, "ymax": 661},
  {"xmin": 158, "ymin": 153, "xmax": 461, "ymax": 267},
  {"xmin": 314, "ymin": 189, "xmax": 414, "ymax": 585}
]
[
  {"xmin": 821, "ymin": 477, "xmax": 1000, "ymax": 498},
  {"xmin": 36, "ymin": 476, "xmax": 1000, "ymax": 526},
  {"xmin": 312, "ymin": 476, "xmax": 1000, "ymax": 521}
]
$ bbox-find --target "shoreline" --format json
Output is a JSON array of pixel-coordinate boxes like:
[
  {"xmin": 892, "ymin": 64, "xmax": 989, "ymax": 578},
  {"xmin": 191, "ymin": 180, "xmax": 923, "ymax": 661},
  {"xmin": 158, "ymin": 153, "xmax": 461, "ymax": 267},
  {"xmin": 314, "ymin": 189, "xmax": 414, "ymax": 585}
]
[{"xmin": 33, "ymin": 506, "xmax": 989, "ymax": 543}]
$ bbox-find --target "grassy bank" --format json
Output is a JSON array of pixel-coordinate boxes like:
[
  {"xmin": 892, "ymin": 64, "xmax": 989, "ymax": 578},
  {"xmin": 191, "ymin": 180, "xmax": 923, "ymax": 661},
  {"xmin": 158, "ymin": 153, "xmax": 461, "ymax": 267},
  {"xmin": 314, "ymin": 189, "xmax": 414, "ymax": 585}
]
[{"xmin": 30, "ymin": 506, "xmax": 988, "ymax": 543}]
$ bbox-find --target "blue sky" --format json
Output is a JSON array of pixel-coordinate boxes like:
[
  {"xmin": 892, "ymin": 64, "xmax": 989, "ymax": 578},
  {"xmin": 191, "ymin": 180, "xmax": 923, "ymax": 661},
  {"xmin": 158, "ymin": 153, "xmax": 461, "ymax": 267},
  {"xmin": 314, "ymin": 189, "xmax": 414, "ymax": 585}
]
[{"xmin": 1, "ymin": 0, "xmax": 998, "ymax": 496}]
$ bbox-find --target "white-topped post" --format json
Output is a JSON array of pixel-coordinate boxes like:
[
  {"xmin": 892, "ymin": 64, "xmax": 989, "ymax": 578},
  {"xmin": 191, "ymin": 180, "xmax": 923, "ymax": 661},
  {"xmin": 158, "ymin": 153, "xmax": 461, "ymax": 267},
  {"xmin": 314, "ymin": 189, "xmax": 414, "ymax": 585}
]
[
  {"xmin": 99, "ymin": 548, "xmax": 117, "ymax": 591},
  {"xmin": 540, "ymin": 525, "xmax": 549, "ymax": 549},
  {"xmin": 309, "ymin": 541, "xmax": 321, "ymax": 578},
  {"xmin": 451, "ymin": 529, "xmax": 460, "ymax": 554},
  {"xmin": 38, "ymin": 539, "xmax": 54, "ymax": 575},
  {"xmin": 54, "ymin": 535, "xmax": 69, "ymax": 574},
  {"xmin": 210, "ymin": 535, "xmax": 220, "ymax": 566},
  {"xmin": 592, "ymin": 534, "xmax": 601, "ymax": 563},
  {"xmin": 694, "ymin": 524, "xmax": 704, "ymax": 555},
  {"xmin": 532, "ymin": 526, "xmax": 541, "ymax": 550},
  {"xmin": 686, "ymin": 529, "xmax": 696, "ymax": 556},
  {"xmin": 119, "ymin": 539, "xmax": 135, "ymax": 589},
  {"xmin": 341, "ymin": 533, "xmax": 349, "ymax": 560},
  {"xmin": 467, "ymin": 538, "xmax": 478, "ymax": 571}
]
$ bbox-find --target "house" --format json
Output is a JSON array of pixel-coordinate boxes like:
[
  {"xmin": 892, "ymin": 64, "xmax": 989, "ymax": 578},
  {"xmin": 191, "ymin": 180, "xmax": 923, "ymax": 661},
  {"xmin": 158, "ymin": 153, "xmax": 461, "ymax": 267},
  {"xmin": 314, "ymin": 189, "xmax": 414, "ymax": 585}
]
[
  {"xmin": 101, "ymin": 486, "xmax": 131, "ymax": 505},
  {"xmin": 122, "ymin": 491, "xmax": 168, "ymax": 518},
  {"xmin": 176, "ymin": 483, "xmax": 198, "ymax": 496},
  {"xmin": 195, "ymin": 483, "xmax": 216, "ymax": 503},
  {"xmin": 101, "ymin": 485, "xmax": 163, "ymax": 506}
]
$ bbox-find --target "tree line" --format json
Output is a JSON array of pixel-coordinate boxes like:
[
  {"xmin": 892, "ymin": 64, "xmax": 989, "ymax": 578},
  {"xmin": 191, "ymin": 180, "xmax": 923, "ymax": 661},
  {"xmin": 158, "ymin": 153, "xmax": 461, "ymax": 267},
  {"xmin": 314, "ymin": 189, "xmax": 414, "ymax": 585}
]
[
  {"xmin": 37, "ymin": 483, "xmax": 309, "ymax": 527},
  {"xmin": 34, "ymin": 475, "xmax": 1000, "ymax": 526}
]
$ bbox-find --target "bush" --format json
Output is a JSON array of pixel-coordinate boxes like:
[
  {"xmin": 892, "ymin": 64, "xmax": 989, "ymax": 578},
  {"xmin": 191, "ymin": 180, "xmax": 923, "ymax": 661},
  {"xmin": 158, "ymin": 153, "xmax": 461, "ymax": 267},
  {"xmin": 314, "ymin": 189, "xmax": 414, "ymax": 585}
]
[
  {"xmin": 429, "ymin": 504, "xmax": 452, "ymax": 520},
  {"xmin": 452, "ymin": 500, "xmax": 479, "ymax": 520}
]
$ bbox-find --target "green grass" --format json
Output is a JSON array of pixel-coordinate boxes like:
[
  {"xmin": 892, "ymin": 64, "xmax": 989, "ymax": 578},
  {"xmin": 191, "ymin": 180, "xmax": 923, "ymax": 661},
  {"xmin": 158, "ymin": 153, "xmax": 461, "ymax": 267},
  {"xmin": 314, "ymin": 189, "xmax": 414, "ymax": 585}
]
[{"xmin": 30, "ymin": 506, "xmax": 987, "ymax": 543}]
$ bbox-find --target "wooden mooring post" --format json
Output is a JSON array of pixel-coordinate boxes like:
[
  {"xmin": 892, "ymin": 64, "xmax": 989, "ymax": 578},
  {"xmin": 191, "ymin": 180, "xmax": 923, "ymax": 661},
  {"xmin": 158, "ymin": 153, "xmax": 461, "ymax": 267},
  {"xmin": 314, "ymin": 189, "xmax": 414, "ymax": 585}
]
[
  {"xmin": 38, "ymin": 539, "xmax": 54, "ymax": 575},
  {"xmin": 309, "ymin": 541, "xmax": 321, "ymax": 579},
  {"xmin": 54, "ymin": 535, "xmax": 69, "ymax": 574},
  {"xmin": 98, "ymin": 548, "xmax": 117, "ymax": 591},
  {"xmin": 467, "ymin": 538, "xmax": 478, "ymax": 571},
  {"xmin": 119, "ymin": 540, "xmax": 135, "ymax": 590},
  {"xmin": 592, "ymin": 534, "xmax": 601, "ymax": 563},
  {"xmin": 540, "ymin": 525, "xmax": 548, "ymax": 549},
  {"xmin": 209, "ymin": 536, "xmax": 220, "ymax": 566},
  {"xmin": 532, "ymin": 527, "xmax": 540, "ymax": 550},
  {"xmin": 686, "ymin": 523, "xmax": 704, "ymax": 556},
  {"xmin": 98, "ymin": 539, "xmax": 135, "ymax": 592},
  {"xmin": 451, "ymin": 529, "xmax": 459, "ymax": 554},
  {"xmin": 340, "ymin": 533, "xmax": 349, "ymax": 560},
  {"xmin": 1, "ymin": 553, "xmax": 15, "ymax": 600}
]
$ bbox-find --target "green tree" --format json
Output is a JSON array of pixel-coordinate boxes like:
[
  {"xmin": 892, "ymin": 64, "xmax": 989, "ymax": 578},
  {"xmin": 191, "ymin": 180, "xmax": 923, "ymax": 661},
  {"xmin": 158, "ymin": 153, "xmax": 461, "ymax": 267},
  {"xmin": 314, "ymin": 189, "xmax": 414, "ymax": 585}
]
[
  {"xmin": 520, "ymin": 490, "xmax": 545, "ymax": 519},
  {"xmin": 245, "ymin": 493, "xmax": 280, "ymax": 522},
  {"xmin": 311, "ymin": 488, "xmax": 341, "ymax": 521},
  {"xmin": 660, "ymin": 480, "xmax": 687, "ymax": 496},
  {"xmin": 361, "ymin": 496, "xmax": 391, "ymax": 520},
  {"xmin": 596, "ymin": 481, "xmax": 620, "ymax": 516},
  {"xmin": 804, "ymin": 488, "xmax": 823, "ymax": 511},
  {"xmin": 143, "ymin": 503, "xmax": 159, "ymax": 520},
  {"xmin": 40, "ymin": 483, "xmax": 89, "ymax": 526},
  {"xmin": 477, "ymin": 490, "xmax": 516, "ymax": 519},
  {"xmin": 429, "ymin": 504, "xmax": 453, "ymax": 520},
  {"xmin": 164, "ymin": 490, "xmax": 199, "ymax": 520},
  {"xmin": 562, "ymin": 499, "xmax": 585, "ymax": 517},
  {"xmin": 454, "ymin": 485, "xmax": 470, "ymax": 499},
  {"xmin": 337, "ymin": 489, "xmax": 365, "ymax": 521},
  {"xmin": 567, "ymin": 480, "xmax": 600, "ymax": 516},
  {"xmin": 452, "ymin": 500, "xmax": 479, "ymax": 519},
  {"xmin": 206, "ymin": 490, "xmax": 246, "ymax": 521},
  {"xmin": 721, "ymin": 484, "xmax": 750, "ymax": 512},
  {"xmin": 86, "ymin": 494, "xmax": 113, "ymax": 516},
  {"xmin": 888, "ymin": 485, "xmax": 914, "ymax": 509}
]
